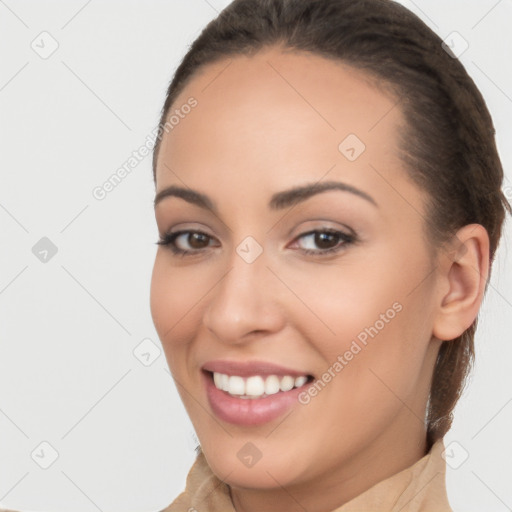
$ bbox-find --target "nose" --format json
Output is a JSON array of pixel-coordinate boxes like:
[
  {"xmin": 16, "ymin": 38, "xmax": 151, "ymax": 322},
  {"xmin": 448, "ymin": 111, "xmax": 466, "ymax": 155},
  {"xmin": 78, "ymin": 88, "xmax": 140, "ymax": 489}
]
[{"xmin": 202, "ymin": 244, "xmax": 285, "ymax": 345}]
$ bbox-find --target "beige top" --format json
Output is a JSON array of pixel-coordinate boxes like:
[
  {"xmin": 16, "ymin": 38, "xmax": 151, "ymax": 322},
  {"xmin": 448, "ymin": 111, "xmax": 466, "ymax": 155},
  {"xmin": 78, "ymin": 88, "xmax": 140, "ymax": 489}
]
[{"xmin": 160, "ymin": 439, "xmax": 453, "ymax": 512}]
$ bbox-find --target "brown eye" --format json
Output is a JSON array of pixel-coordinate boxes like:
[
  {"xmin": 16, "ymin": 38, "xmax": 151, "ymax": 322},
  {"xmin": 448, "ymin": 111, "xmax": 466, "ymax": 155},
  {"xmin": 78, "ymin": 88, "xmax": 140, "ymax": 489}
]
[
  {"xmin": 293, "ymin": 229, "xmax": 356, "ymax": 256},
  {"xmin": 156, "ymin": 230, "xmax": 217, "ymax": 255},
  {"xmin": 186, "ymin": 232, "xmax": 211, "ymax": 249},
  {"xmin": 314, "ymin": 232, "xmax": 339, "ymax": 249}
]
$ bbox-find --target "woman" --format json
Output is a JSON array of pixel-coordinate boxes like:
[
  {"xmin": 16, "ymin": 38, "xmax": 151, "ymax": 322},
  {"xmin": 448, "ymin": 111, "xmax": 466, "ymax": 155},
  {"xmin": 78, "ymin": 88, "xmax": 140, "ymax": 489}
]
[{"xmin": 150, "ymin": 0, "xmax": 510, "ymax": 511}]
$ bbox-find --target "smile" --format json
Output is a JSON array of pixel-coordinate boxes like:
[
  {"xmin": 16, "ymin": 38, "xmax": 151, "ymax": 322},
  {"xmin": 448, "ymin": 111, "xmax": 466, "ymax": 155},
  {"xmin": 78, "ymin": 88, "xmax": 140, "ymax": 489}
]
[
  {"xmin": 201, "ymin": 361, "xmax": 315, "ymax": 426},
  {"xmin": 212, "ymin": 372, "xmax": 310, "ymax": 399}
]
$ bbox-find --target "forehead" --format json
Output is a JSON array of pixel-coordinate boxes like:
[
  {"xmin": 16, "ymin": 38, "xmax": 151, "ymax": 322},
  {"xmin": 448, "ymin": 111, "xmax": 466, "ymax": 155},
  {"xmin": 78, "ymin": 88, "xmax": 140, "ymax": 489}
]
[{"xmin": 155, "ymin": 46, "xmax": 408, "ymax": 204}]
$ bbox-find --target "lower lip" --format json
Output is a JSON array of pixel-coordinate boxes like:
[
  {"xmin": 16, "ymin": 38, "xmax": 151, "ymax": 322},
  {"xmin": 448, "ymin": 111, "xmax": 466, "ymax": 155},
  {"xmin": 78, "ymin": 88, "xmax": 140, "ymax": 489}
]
[{"xmin": 203, "ymin": 372, "xmax": 307, "ymax": 426}]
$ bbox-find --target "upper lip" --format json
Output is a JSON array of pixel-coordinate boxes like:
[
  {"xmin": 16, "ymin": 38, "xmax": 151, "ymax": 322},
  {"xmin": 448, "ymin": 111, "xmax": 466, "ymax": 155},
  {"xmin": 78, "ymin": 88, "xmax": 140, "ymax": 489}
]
[{"xmin": 202, "ymin": 359, "xmax": 312, "ymax": 377}]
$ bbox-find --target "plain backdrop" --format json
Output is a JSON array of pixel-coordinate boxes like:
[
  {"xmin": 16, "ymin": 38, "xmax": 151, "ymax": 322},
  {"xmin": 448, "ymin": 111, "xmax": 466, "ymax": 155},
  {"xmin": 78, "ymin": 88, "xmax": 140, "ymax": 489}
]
[{"xmin": 0, "ymin": 1, "xmax": 511, "ymax": 511}]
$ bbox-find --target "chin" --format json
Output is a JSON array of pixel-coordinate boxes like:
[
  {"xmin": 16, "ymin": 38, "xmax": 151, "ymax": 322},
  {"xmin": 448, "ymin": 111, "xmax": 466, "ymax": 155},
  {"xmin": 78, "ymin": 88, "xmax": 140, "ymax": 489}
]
[
  {"xmin": 197, "ymin": 430, "xmax": 316, "ymax": 490},
  {"xmin": 207, "ymin": 452, "xmax": 303, "ymax": 490}
]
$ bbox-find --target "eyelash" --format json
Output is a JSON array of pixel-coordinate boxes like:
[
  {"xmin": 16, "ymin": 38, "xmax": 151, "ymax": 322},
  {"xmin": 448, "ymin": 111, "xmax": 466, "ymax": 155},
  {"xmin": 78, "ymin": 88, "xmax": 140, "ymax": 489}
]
[{"xmin": 156, "ymin": 228, "xmax": 357, "ymax": 257}]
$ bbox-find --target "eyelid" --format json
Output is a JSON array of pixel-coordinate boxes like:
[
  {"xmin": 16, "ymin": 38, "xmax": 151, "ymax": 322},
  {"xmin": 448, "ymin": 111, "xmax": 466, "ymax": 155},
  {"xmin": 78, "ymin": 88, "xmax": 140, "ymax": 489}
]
[
  {"xmin": 288, "ymin": 227, "xmax": 356, "ymax": 251},
  {"xmin": 287, "ymin": 220, "xmax": 357, "ymax": 240}
]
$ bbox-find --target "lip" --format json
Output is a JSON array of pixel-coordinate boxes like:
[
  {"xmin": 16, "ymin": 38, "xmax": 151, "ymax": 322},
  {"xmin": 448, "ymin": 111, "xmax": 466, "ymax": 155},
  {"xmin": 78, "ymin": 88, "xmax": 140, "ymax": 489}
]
[
  {"xmin": 202, "ymin": 370, "xmax": 310, "ymax": 426},
  {"xmin": 202, "ymin": 359, "xmax": 312, "ymax": 378}
]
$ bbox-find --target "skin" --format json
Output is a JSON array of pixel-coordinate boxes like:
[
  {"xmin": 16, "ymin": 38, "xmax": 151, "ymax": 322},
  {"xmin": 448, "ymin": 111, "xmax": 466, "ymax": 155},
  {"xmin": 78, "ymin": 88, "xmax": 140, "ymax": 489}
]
[{"xmin": 150, "ymin": 46, "xmax": 489, "ymax": 512}]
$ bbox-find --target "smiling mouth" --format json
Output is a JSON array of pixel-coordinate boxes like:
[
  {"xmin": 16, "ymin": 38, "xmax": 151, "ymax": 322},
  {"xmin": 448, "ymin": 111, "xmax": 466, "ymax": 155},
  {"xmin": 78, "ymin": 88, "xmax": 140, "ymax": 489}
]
[{"xmin": 205, "ymin": 370, "xmax": 314, "ymax": 399}]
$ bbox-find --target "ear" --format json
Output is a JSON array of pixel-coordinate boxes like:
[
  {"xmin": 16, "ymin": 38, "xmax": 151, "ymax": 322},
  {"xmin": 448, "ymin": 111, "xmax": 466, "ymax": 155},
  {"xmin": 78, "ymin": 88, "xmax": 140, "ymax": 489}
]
[{"xmin": 432, "ymin": 224, "xmax": 490, "ymax": 341}]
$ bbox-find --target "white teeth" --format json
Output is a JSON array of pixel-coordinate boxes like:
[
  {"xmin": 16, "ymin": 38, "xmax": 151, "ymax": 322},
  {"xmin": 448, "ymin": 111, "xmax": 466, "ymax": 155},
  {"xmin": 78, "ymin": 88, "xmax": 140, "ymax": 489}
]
[
  {"xmin": 295, "ymin": 376, "xmax": 308, "ymax": 388},
  {"xmin": 265, "ymin": 375, "xmax": 281, "ymax": 395},
  {"xmin": 280, "ymin": 375, "xmax": 295, "ymax": 392},
  {"xmin": 211, "ymin": 372, "xmax": 309, "ymax": 398},
  {"xmin": 228, "ymin": 375, "xmax": 245, "ymax": 395},
  {"xmin": 221, "ymin": 373, "xmax": 230, "ymax": 392},
  {"xmin": 245, "ymin": 375, "xmax": 265, "ymax": 396}
]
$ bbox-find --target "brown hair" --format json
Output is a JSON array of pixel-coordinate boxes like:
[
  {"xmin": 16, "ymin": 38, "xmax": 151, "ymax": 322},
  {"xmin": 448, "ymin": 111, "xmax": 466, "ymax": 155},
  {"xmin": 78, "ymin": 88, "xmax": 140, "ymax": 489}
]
[{"xmin": 152, "ymin": 0, "xmax": 511, "ymax": 448}]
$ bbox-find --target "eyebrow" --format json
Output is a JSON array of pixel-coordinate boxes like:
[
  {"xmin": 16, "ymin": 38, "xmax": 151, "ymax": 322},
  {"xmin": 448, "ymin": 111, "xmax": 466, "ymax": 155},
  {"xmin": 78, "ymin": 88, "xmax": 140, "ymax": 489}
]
[{"xmin": 154, "ymin": 180, "xmax": 378, "ymax": 212}]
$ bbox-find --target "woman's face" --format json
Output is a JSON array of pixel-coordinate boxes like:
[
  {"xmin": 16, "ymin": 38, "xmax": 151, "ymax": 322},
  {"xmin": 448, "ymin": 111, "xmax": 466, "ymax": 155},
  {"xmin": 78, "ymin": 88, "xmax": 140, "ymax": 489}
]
[{"xmin": 151, "ymin": 47, "xmax": 443, "ymax": 492}]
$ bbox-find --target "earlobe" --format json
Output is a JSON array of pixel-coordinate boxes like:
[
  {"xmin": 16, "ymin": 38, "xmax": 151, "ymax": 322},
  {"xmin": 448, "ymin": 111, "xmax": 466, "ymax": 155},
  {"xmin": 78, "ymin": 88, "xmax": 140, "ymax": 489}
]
[{"xmin": 432, "ymin": 224, "xmax": 490, "ymax": 341}]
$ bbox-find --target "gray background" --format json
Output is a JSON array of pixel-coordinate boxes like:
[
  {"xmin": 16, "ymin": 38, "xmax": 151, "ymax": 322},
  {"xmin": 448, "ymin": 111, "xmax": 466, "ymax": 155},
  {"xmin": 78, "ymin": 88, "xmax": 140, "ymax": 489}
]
[{"xmin": 0, "ymin": 1, "xmax": 511, "ymax": 511}]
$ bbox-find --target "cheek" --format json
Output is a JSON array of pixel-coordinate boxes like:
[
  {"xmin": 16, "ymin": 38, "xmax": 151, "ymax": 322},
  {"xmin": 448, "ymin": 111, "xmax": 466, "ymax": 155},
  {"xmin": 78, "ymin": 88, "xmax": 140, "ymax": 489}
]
[
  {"xmin": 278, "ymin": 257, "xmax": 404, "ymax": 352},
  {"xmin": 149, "ymin": 255, "xmax": 205, "ymax": 353},
  {"xmin": 283, "ymin": 269, "xmax": 431, "ymax": 461},
  {"xmin": 286, "ymin": 249, "xmax": 434, "ymax": 391}
]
